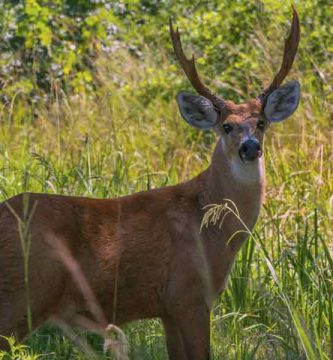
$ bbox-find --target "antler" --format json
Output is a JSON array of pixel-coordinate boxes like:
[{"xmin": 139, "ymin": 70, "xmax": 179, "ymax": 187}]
[
  {"xmin": 259, "ymin": 6, "xmax": 300, "ymax": 101},
  {"xmin": 169, "ymin": 19, "xmax": 227, "ymax": 111}
]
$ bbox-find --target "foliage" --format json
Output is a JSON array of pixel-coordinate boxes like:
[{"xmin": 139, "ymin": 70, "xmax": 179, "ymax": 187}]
[
  {"xmin": 1, "ymin": 1, "xmax": 333, "ymax": 101},
  {"xmin": 0, "ymin": 0, "xmax": 120, "ymax": 96},
  {"xmin": 0, "ymin": 337, "xmax": 40, "ymax": 360}
]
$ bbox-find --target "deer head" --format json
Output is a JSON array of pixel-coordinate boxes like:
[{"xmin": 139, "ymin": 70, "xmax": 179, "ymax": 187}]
[{"xmin": 170, "ymin": 8, "xmax": 300, "ymax": 164}]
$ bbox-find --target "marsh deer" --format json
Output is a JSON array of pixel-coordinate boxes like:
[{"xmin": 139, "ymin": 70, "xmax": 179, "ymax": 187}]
[{"xmin": 0, "ymin": 9, "xmax": 300, "ymax": 359}]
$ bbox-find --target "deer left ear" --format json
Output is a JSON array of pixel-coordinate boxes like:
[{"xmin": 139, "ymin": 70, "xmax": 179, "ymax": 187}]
[
  {"xmin": 264, "ymin": 80, "xmax": 300, "ymax": 122},
  {"xmin": 176, "ymin": 92, "xmax": 218, "ymax": 129}
]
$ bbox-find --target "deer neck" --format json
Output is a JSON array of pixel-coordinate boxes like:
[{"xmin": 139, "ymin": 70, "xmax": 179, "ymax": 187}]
[
  {"xmin": 200, "ymin": 137, "xmax": 265, "ymax": 228},
  {"xmin": 194, "ymin": 138, "xmax": 265, "ymax": 297}
]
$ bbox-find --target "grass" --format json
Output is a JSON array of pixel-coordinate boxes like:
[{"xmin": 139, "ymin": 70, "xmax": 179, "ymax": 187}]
[{"xmin": 0, "ymin": 26, "xmax": 333, "ymax": 360}]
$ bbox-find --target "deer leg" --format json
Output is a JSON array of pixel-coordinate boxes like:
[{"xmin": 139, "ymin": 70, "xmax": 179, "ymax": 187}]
[
  {"xmin": 0, "ymin": 314, "xmax": 28, "ymax": 351},
  {"xmin": 0, "ymin": 304, "xmax": 21, "ymax": 349},
  {"xmin": 176, "ymin": 303, "xmax": 211, "ymax": 360},
  {"xmin": 0, "ymin": 331, "xmax": 10, "ymax": 351},
  {"xmin": 0, "ymin": 306, "xmax": 39, "ymax": 350},
  {"xmin": 162, "ymin": 316, "xmax": 187, "ymax": 360}
]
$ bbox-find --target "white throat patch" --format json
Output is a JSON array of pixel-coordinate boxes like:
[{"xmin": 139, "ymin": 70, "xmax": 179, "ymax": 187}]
[
  {"xmin": 220, "ymin": 137, "xmax": 263, "ymax": 185},
  {"xmin": 230, "ymin": 157, "xmax": 263, "ymax": 184}
]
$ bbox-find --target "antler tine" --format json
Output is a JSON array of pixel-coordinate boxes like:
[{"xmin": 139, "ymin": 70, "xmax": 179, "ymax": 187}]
[
  {"xmin": 261, "ymin": 6, "xmax": 300, "ymax": 99},
  {"xmin": 169, "ymin": 19, "xmax": 226, "ymax": 111}
]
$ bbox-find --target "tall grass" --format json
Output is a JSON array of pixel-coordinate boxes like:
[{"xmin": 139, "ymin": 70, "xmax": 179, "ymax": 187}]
[{"xmin": 0, "ymin": 20, "xmax": 332, "ymax": 360}]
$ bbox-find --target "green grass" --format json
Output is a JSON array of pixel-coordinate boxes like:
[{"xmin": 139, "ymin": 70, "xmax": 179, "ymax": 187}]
[{"xmin": 1, "ymin": 21, "xmax": 333, "ymax": 360}]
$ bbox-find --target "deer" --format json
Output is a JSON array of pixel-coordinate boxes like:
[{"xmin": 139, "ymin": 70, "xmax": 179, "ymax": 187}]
[{"xmin": 0, "ymin": 8, "xmax": 300, "ymax": 360}]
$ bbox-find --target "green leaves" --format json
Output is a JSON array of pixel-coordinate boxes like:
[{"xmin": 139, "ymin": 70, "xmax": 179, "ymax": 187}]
[
  {"xmin": 0, "ymin": 1, "xmax": 120, "ymax": 97},
  {"xmin": 1, "ymin": 0, "xmax": 332, "ymax": 105}
]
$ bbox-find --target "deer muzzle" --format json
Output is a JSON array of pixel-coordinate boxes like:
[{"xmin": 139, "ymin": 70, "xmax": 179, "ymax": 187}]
[{"xmin": 239, "ymin": 139, "xmax": 262, "ymax": 162}]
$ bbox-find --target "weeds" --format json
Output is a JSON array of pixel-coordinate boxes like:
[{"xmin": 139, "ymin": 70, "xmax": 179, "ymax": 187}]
[
  {"xmin": 0, "ymin": 336, "xmax": 40, "ymax": 360},
  {"xmin": 5, "ymin": 195, "xmax": 37, "ymax": 333}
]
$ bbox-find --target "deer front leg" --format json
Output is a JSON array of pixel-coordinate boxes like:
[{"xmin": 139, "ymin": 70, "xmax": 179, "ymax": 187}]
[
  {"xmin": 165, "ymin": 303, "xmax": 210, "ymax": 360},
  {"xmin": 179, "ymin": 303, "xmax": 211, "ymax": 360},
  {"xmin": 162, "ymin": 316, "xmax": 187, "ymax": 360},
  {"xmin": 0, "ymin": 336, "xmax": 10, "ymax": 351}
]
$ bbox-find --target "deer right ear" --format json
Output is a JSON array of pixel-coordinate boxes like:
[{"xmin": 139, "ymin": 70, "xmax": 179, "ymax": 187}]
[
  {"xmin": 264, "ymin": 81, "xmax": 301, "ymax": 122},
  {"xmin": 176, "ymin": 92, "xmax": 218, "ymax": 129}
]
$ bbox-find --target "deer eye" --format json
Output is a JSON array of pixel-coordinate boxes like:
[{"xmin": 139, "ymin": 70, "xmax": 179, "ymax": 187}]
[
  {"xmin": 223, "ymin": 123, "xmax": 233, "ymax": 134},
  {"xmin": 257, "ymin": 120, "xmax": 265, "ymax": 131}
]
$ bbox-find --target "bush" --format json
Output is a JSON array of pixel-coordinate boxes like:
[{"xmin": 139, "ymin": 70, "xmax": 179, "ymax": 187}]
[{"xmin": 1, "ymin": 0, "xmax": 333, "ymax": 105}]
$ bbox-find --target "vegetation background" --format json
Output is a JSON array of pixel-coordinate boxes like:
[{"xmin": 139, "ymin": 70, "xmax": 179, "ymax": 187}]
[{"xmin": 0, "ymin": 0, "xmax": 332, "ymax": 359}]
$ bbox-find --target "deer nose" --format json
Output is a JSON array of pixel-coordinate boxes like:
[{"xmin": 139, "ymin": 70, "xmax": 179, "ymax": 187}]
[{"xmin": 239, "ymin": 139, "xmax": 262, "ymax": 162}]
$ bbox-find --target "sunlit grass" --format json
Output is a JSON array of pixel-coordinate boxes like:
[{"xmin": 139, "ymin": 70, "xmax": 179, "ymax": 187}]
[{"xmin": 0, "ymin": 30, "xmax": 332, "ymax": 360}]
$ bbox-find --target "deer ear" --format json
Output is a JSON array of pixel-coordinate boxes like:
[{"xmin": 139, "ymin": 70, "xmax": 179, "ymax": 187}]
[
  {"xmin": 176, "ymin": 92, "xmax": 218, "ymax": 129},
  {"xmin": 264, "ymin": 80, "xmax": 300, "ymax": 122}
]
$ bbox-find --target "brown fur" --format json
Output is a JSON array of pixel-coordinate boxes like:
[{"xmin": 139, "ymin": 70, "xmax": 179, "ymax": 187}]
[{"xmin": 0, "ymin": 101, "xmax": 267, "ymax": 359}]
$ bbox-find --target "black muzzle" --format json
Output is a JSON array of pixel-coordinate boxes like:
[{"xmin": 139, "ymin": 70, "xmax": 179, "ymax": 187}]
[{"xmin": 239, "ymin": 139, "xmax": 262, "ymax": 162}]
